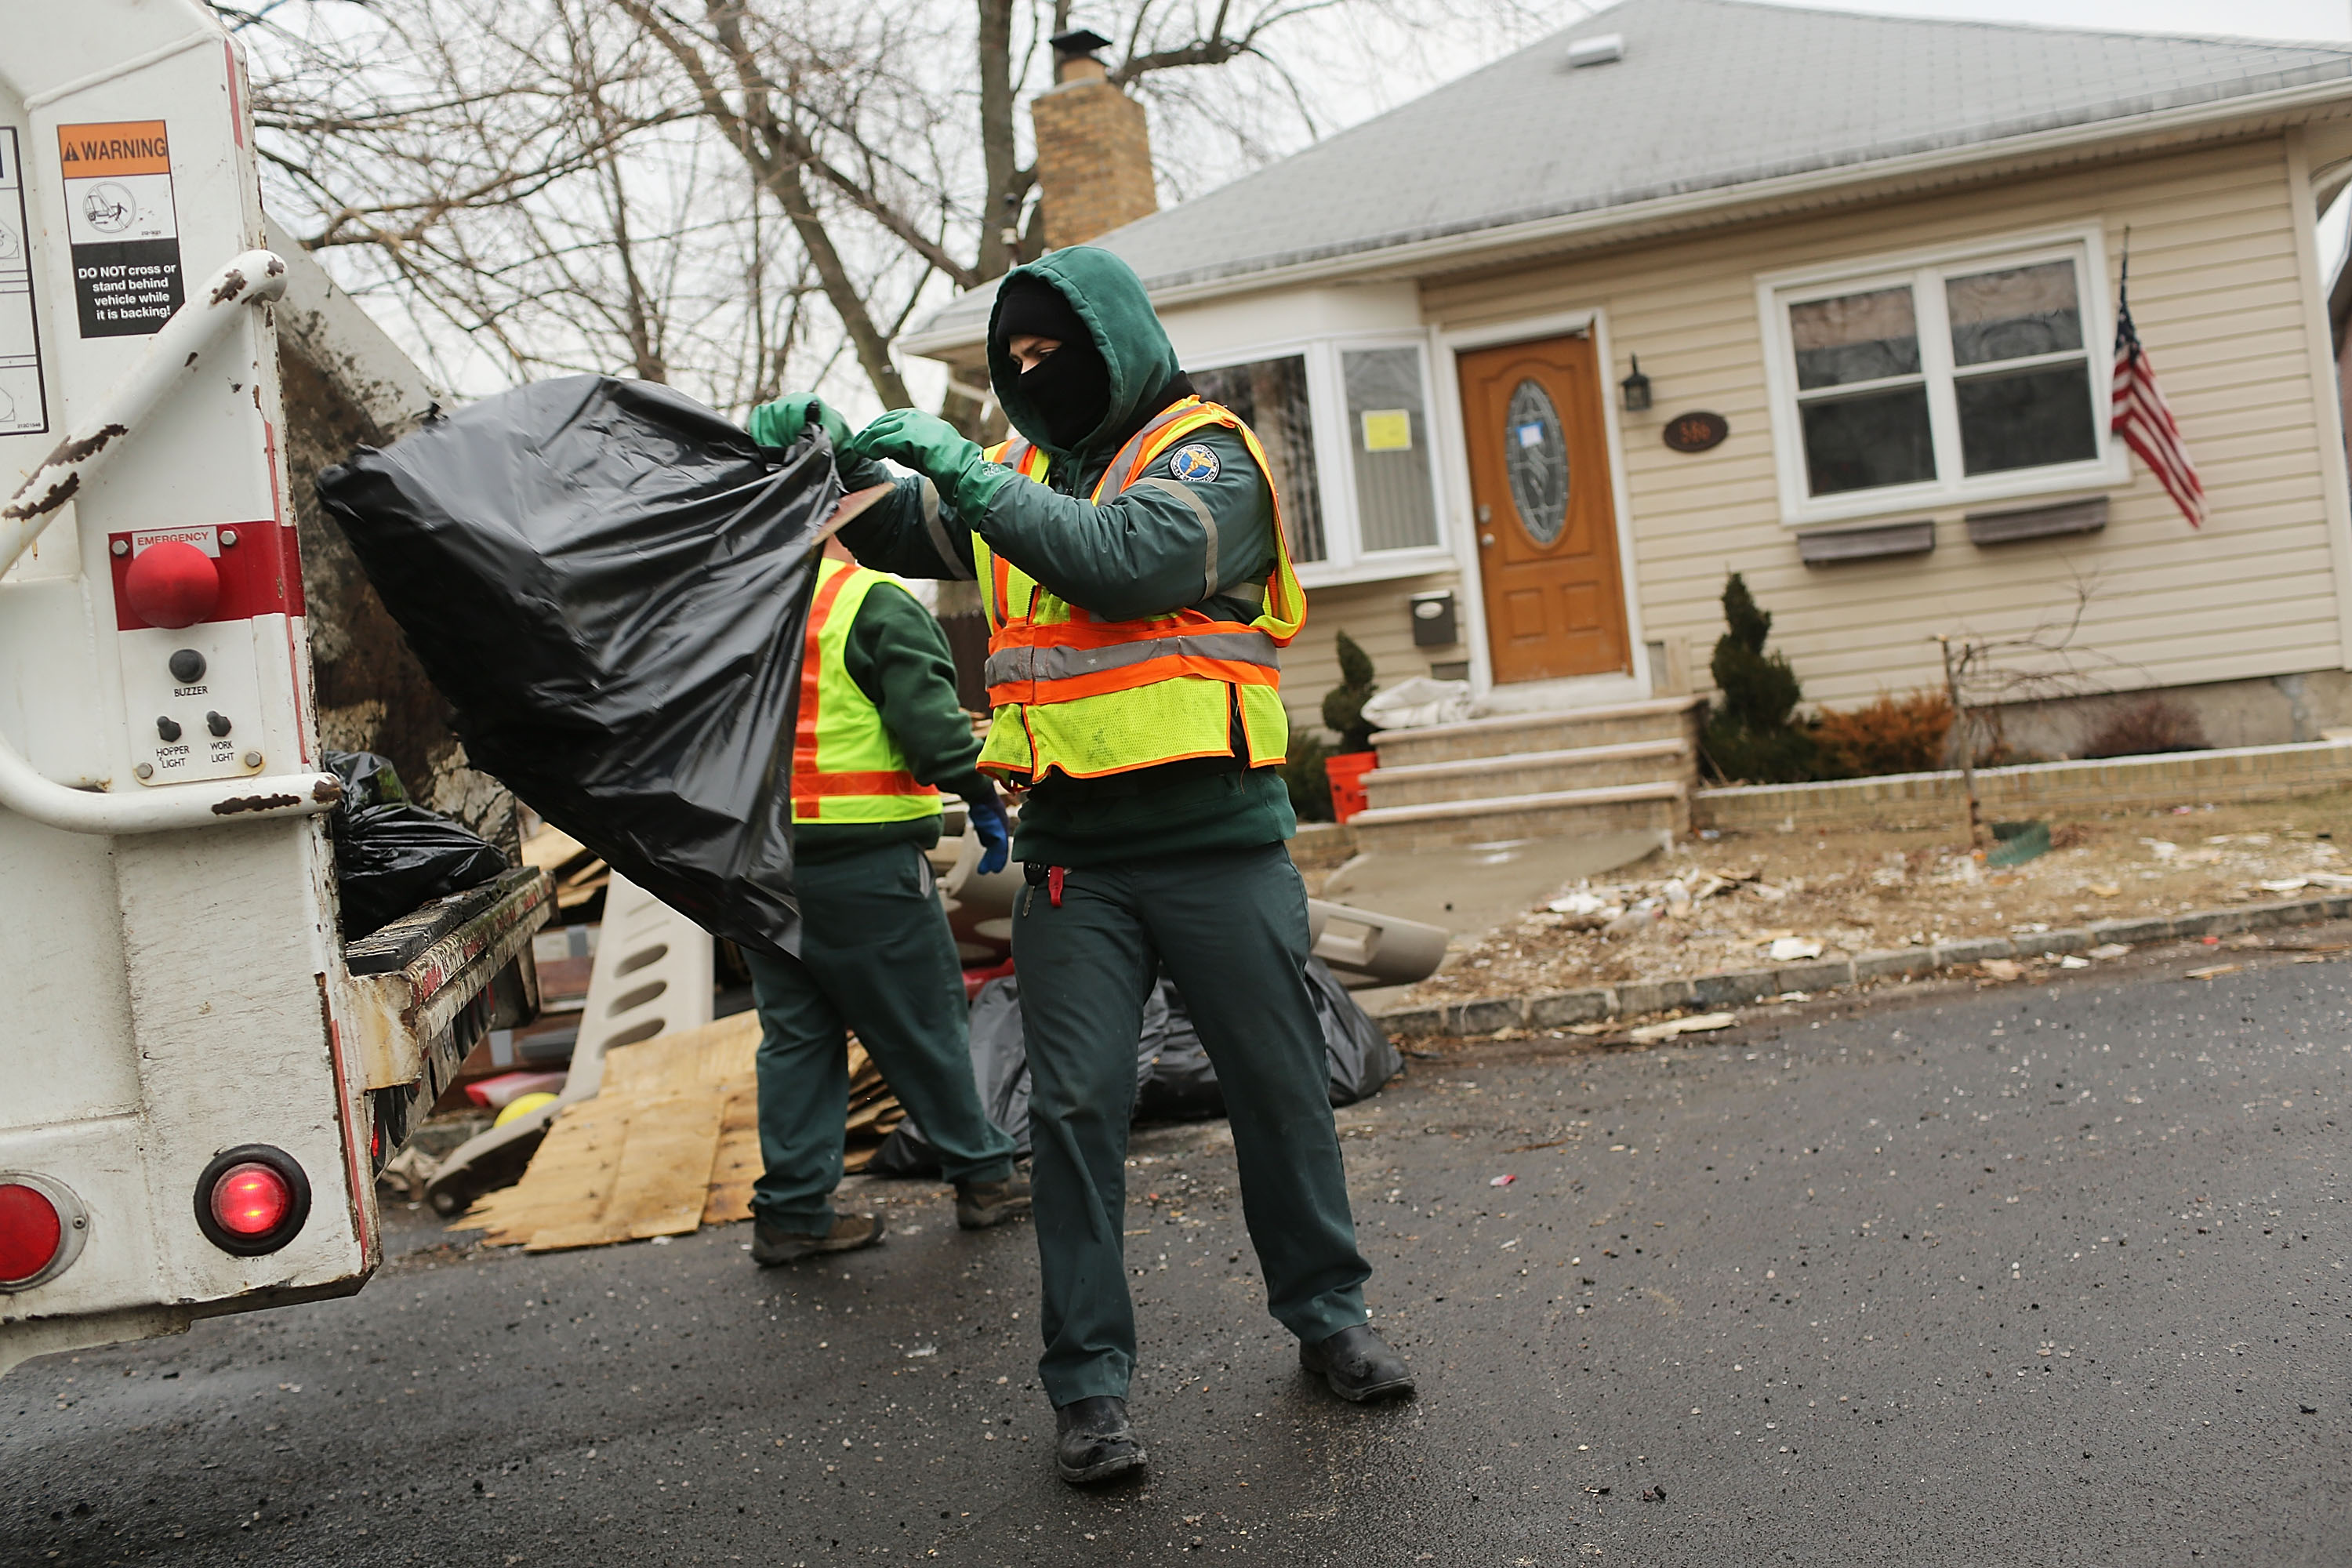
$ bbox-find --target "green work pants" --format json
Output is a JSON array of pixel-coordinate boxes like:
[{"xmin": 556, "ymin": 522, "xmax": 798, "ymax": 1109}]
[
  {"xmin": 745, "ymin": 839, "xmax": 1015, "ymax": 1232},
  {"xmin": 1011, "ymin": 843, "xmax": 1371, "ymax": 1405}
]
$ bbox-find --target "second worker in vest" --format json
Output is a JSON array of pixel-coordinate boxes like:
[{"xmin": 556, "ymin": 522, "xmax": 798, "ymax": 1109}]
[
  {"xmin": 807, "ymin": 245, "xmax": 1411, "ymax": 1487},
  {"xmin": 720, "ymin": 449, "xmax": 1031, "ymax": 1264}
]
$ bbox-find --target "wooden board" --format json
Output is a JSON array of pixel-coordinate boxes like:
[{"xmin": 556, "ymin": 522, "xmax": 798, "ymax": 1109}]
[
  {"xmin": 462, "ymin": 1009, "xmax": 909, "ymax": 1246},
  {"xmin": 463, "ymin": 1089, "xmax": 726, "ymax": 1250}
]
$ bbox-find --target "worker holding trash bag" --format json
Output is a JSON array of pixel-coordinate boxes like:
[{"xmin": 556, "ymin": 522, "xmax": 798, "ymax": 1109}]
[
  {"xmin": 720, "ymin": 426, "xmax": 1031, "ymax": 1263},
  {"xmin": 752, "ymin": 245, "xmax": 1406, "ymax": 1487}
]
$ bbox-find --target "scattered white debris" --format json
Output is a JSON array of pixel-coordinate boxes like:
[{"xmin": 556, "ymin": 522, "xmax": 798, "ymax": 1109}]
[
  {"xmin": 2087, "ymin": 943, "xmax": 2132, "ymax": 960},
  {"xmin": 1629, "ymin": 1011, "xmax": 1737, "ymax": 1043},
  {"xmin": 1767, "ymin": 936, "xmax": 1823, "ymax": 961},
  {"xmin": 2058, "ymin": 955, "xmax": 2090, "ymax": 969}
]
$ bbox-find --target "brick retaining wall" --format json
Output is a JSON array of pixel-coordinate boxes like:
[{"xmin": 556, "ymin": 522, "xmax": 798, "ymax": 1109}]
[{"xmin": 1694, "ymin": 739, "xmax": 2352, "ymax": 833}]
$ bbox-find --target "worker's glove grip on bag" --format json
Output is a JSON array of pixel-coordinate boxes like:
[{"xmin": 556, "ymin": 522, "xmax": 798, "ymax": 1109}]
[
  {"xmin": 962, "ymin": 784, "xmax": 1012, "ymax": 876},
  {"xmin": 747, "ymin": 394, "xmax": 853, "ymax": 454},
  {"xmin": 846, "ymin": 408, "xmax": 1014, "ymax": 519}
]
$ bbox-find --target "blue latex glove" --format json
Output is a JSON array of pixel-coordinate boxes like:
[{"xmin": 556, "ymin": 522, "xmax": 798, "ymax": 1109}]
[
  {"xmin": 845, "ymin": 408, "xmax": 1014, "ymax": 517},
  {"xmin": 962, "ymin": 783, "xmax": 1011, "ymax": 876},
  {"xmin": 746, "ymin": 394, "xmax": 852, "ymax": 452}
]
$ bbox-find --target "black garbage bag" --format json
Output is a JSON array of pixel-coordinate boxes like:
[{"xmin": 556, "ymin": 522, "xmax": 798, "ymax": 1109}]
[
  {"xmin": 869, "ymin": 960, "xmax": 1399, "ymax": 1176},
  {"xmin": 325, "ymin": 748, "xmax": 410, "ymax": 811},
  {"xmin": 316, "ymin": 376, "xmax": 837, "ymax": 960},
  {"xmin": 323, "ymin": 751, "xmax": 508, "ymax": 940},
  {"xmin": 869, "ymin": 977, "xmax": 1178, "ymax": 1177},
  {"xmin": 1133, "ymin": 978, "xmax": 1221, "ymax": 1120},
  {"xmin": 1304, "ymin": 958, "xmax": 1403, "ymax": 1106}
]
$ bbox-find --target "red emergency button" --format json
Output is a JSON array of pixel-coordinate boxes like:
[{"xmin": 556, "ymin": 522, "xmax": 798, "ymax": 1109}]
[{"xmin": 123, "ymin": 539, "xmax": 220, "ymax": 628}]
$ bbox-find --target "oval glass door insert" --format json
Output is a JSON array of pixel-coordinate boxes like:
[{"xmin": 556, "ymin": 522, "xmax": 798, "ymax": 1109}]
[{"xmin": 1504, "ymin": 379, "xmax": 1569, "ymax": 546}]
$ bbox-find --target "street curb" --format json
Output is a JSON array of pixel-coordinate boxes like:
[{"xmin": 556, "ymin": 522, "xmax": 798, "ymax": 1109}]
[{"xmin": 1370, "ymin": 891, "xmax": 2352, "ymax": 1040}]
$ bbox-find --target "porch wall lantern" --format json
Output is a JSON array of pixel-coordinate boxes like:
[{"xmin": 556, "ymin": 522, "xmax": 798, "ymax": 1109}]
[{"xmin": 1620, "ymin": 355, "xmax": 1652, "ymax": 413}]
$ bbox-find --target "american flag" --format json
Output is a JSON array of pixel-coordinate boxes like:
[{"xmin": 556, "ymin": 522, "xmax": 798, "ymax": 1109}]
[{"xmin": 2111, "ymin": 283, "xmax": 2205, "ymax": 528}]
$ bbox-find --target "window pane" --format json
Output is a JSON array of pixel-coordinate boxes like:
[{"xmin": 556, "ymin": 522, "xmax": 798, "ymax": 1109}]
[
  {"xmin": 1342, "ymin": 347, "xmax": 1439, "ymax": 552},
  {"xmin": 1503, "ymin": 379, "xmax": 1569, "ymax": 546},
  {"xmin": 1789, "ymin": 287, "xmax": 1919, "ymax": 389},
  {"xmin": 1947, "ymin": 261, "xmax": 2082, "ymax": 367},
  {"xmin": 1955, "ymin": 361, "xmax": 2098, "ymax": 475},
  {"xmin": 1799, "ymin": 385, "xmax": 1935, "ymax": 495},
  {"xmin": 1189, "ymin": 354, "xmax": 1325, "ymax": 561}
]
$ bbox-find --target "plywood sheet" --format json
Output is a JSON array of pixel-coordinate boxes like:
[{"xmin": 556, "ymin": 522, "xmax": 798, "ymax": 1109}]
[{"xmin": 463, "ymin": 1008, "xmax": 909, "ymax": 1246}]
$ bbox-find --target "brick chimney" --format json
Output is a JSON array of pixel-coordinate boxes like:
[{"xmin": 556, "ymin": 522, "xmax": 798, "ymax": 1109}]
[{"xmin": 1031, "ymin": 29, "xmax": 1158, "ymax": 250}]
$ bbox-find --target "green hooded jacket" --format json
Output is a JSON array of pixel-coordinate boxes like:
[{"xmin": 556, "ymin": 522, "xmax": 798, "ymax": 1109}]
[{"xmin": 834, "ymin": 246, "xmax": 1295, "ymax": 868}]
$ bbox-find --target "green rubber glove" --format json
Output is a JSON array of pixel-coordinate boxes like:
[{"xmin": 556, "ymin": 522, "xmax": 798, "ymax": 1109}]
[
  {"xmin": 746, "ymin": 394, "xmax": 852, "ymax": 453},
  {"xmin": 844, "ymin": 408, "xmax": 1013, "ymax": 518}
]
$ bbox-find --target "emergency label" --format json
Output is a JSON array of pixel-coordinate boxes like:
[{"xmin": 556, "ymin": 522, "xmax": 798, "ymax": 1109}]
[
  {"xmin": 57, "ymin": 121, "xmax": 183, "ymax": 339},
  {"xmin": 0, "ymin": 128, "xmax": 48, "ymax": 436}
]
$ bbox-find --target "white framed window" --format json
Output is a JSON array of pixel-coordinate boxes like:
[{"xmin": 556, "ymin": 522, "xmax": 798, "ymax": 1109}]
[
  {"xmin": 1758, "ymin": 228, "xmax": 2125, "ymax": 527},
  {"xmin": 1188, "ymin": 336, "xmax": 1453, "ymax": 585}
]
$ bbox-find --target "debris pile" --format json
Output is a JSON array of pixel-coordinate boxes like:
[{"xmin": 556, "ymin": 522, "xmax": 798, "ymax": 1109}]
[{"xmin": 1401, "ymin": 797, "xmax": 2352, "ymax": 1004}]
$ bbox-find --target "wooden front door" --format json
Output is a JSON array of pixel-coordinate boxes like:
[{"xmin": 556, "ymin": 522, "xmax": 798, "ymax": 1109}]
[{"xmin": 1458, "ymin": 333, "xmax": 1632, "ymax": 684}]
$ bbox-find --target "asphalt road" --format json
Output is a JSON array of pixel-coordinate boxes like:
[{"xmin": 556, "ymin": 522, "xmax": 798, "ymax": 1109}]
[{"xmin": 6, "ymin": 947, "xmax": 2347, "ymax": 1566}]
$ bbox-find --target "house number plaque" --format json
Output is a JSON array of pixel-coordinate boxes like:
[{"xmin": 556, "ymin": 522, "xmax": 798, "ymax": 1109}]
[{"xmin": 1663, "ymin": 410, "xmax": 1729, "ymax": 453}]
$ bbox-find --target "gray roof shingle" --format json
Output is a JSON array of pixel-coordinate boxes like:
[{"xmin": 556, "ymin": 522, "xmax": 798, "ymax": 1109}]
[{"xmin": 914, "ymin": 0, "xmax": 2352, "ymax": 346}]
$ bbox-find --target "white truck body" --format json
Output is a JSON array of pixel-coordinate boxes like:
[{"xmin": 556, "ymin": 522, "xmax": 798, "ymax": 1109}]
[{"xmin": 0, "ymin": 0, "xmax": 545, "ymax": 1376}]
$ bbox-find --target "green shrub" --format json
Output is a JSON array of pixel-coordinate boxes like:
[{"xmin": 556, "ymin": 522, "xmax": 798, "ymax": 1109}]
[
  {"xmin": 1282, "ymin": 734, "xmax": 1334, "ymax": 822},
  {"xmin": 1320, "ymin": 630, "xmax": 1378, "ymax": 753},
  {"xmin": 1702, "ymin": 572, "xmax": 1817, "ymax": 783}
]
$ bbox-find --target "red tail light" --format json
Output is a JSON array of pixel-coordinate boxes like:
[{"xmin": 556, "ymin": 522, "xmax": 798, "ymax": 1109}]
[
  {"xmin": 211, "ymin": 1163, "xmax": 292, "ymax": 1237},
  {"xmin": 0, "ymin": 1174, "xmax": 87, "ymax": 1290},
  {"xmin": 0, "ymin": 1183, "xmax": 61, "ymax": 1285},
  {"xmin": 194, "ymin": 1146, "xmax": 311, "ymax": 1257}
]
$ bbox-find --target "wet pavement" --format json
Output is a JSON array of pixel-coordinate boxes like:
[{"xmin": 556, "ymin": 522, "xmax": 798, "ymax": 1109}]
[{"xmin": 5, "ymin": 949, "xmax": 2347, "ymax": 1565}]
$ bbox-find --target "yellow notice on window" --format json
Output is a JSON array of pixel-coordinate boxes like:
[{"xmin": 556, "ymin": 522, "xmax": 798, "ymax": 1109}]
[{"xmin": 1359, "ymin": 409, "xmax": 1412, "ymax": 452}]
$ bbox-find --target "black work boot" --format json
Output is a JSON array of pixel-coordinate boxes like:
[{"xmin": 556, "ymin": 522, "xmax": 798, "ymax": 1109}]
[
  {"xmin": 956, "ymin": 1174, "xmax": 1033, "ymax": 1230},
  {"xmin": 1053, "ymin": 1396, "xmax": 1145, "ymax": 1485},
  {"xmin": 1299, "ymin": 1323, "xmax": 1415, "ymax": 1402},
  {"xmin": 750, "ymin": 1212, "xmax": 884, "ymax": 1266}
]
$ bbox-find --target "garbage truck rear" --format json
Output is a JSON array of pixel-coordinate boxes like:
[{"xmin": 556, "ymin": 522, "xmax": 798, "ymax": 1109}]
[{"xmin": 0, "ymin": 2, "xmax": 549, "ymax": 1377}]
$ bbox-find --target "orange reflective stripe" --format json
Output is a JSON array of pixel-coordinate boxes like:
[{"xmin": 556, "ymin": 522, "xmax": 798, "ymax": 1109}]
[
  {"xmin": 792, "ymin": 561, "xmax": 938, "ymax": 815},
  {"xmin": 796, "ymin": 768, "xmax": 930, "ymax": 797}
]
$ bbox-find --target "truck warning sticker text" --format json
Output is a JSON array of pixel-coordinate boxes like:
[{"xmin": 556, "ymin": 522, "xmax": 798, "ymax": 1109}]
[{"xmin": 58, "ymin": 121, "xmax": 183, "ymax": 339}]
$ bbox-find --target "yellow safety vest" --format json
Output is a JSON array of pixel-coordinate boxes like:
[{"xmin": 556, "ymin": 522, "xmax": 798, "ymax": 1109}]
[
  {"xmin": 792, "ymin": 557, "xmax": 945, "ymax": 824},
  {"xmin": 974, "ymin": 396, "xmax": 1306, "ymax": 783}
]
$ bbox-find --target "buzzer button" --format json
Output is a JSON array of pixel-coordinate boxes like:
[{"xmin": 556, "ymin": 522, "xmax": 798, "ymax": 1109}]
[{"xmin": 169, "ymin": 648, "xmax": 207, "ymax": 684}]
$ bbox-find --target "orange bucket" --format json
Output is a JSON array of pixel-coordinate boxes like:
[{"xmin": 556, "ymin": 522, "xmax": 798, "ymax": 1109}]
[{"xmin": 1325, "ymin": 750, "xmax": 1379, "ymax": 823}]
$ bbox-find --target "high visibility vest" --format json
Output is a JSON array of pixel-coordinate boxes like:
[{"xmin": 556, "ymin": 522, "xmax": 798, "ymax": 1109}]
[
  {"xmin": 791, "ymin": 557, "xmax": 945, "ymax": 824},
  {"xmin": 972, "ymin": 396, "xmax": 1307, "ymax": 783}
]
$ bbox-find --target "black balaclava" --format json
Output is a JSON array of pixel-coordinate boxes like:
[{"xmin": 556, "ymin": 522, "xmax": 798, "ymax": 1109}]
[{"xmin": 993, "ymin": 274, "xmax": 1111, "ymax": 451}]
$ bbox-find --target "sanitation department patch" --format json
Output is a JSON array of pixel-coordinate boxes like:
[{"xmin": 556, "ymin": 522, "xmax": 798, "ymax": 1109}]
[{"xmin": 1167, "ymin": 443, "xmax": 1221, "ymax": 482}]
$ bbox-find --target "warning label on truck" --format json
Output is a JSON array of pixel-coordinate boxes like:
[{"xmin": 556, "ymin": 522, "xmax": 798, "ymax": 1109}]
[
  {"xmin": 57, "ymin": 121, "xmax": 183, "ymax": 339},
  {"xmin": 0, "ymin": 128, "xmax": 48, "ymax": 436}
]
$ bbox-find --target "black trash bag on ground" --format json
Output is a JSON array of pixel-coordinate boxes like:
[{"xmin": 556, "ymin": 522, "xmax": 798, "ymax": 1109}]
[
  {"xmin": 323, "ymin": 750, "xmax": 507, "ymax": 940},
  {"xmin": 316, "ymin": 376, "xmax": 836, "ymax": 960},
  {"xmin": 869, "ymin": 960, "xmax": 1398, "ymax": 1175},
  {"xmin": 1133, "ymin": 977, "xmax": 1221, "ymax": 1120},
  {"xmin": 1304, "ymin": 958, "xmax": 1403, "ymax": 1106}
]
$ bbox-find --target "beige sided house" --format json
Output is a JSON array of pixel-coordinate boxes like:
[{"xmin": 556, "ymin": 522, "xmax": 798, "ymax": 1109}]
[{"xmin": 908, "ymin": 0, "xmax": 2352, "ymax": 848}]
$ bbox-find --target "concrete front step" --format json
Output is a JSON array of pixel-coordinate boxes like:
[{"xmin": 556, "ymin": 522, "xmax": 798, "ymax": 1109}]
[
  {"xmin": 1364, "ymin": 736, "xmax": 1694, "ymax": 808},
  {"xmin": 1372, "ymin": 695, "xmax": 1704, "ymax": 768},
  {"xmin": 1348, "ymin": 779, "xmax": 1687, "ymax": 852}
]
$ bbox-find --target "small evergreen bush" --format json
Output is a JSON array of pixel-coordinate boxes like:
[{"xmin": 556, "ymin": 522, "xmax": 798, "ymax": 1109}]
[
  {"xmin": 1701, "ymin": 572, "xmax": 1817, "ymax": 783},
  {"xmin": 1321, "ymin": 630, "xmax": 1378, "ymax": 753}
]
